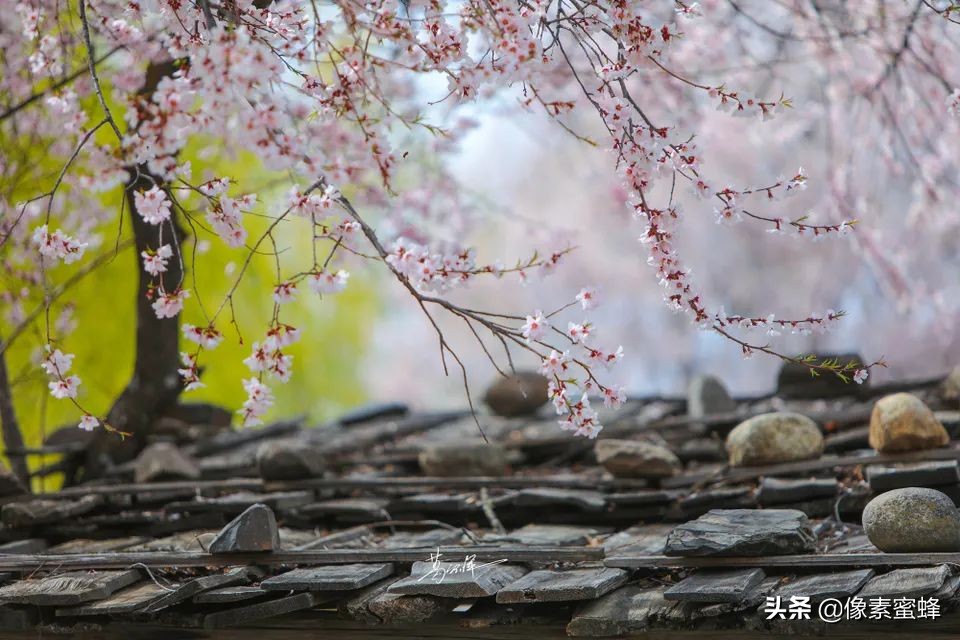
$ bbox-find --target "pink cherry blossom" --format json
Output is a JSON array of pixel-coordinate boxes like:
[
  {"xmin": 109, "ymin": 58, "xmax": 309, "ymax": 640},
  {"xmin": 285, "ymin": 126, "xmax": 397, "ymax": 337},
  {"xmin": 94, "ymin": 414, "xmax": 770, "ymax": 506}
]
[
  {"xmin": 41, "ymin": 348, "xmax": 74, "ymax": 377},
  {"xmin": 78, "ymin": 415, "xmax": 99, "ymax": 431},
  {"xmin": 566, "ymin": 322, "xmax": 592, "ymax": 344},
  {"xmin": 522, "ymin": 311, "xmax": 547, "ymax": 342},
  {"xmin": 142, "ymin": 244, "xmax": 173, "ymax": 276},
  {"xmin": 49, "ymin": 375, "xmax": 80, "ymax": 399},
  {"xmin": 178, "ymin": 352, "xmax": 204, "ymax": 391},
  {"xmin": 134, "ymin": 186, "xmax": 172, "ymax": 226},
  {"xmin": 539, "ymin": 350, "xmax": 570, "ymax": 377},
  {"xmin": 308, "ymin": 270, "xmax": 349, "ymax": 295},
  {"xmin": 239, "ymin": 377, "xmax": 274, "ymax": 427},
  {"xmin": 575, "ymin": 287, "xmax": 598, "ymax": 311},
  {"xmin": 32, "ymin": 225, "xmax": 87, "ymax": 264},
  {"xmin": 183, "ymin": 324, "xmax": 223, "ymax": 349},
  {"xmin": 272, "ymin": 282, "xmax": 297, "ymax": 304},
  {"xmin": 151, "ymin": 289, "xmax": 189, "ymax": 319}
]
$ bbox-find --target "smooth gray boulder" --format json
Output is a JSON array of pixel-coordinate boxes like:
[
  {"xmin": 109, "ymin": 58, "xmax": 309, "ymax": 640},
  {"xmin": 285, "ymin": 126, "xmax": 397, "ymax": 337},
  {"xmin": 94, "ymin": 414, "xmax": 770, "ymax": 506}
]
[
  {"xmin": 869, "ymin": 393, "xmax": 949, "ymax": 453},
  {"xmin": 256, "ymin": 439, "xmax": 325, "ymax": 481},
  {"xmin": 725, "ymin": 412, "xmax": 823, "ymax": 467},
  {"xmin": 594, "ymin": 439, "xmax": 681, "ymax": 479},
  {"xmin": 484, "ymin": 372, "xmax": 548, "ymax": 417},
  {"xmin": 134, "ymin": 442, "xmax": 200, "ymax": 483},
  {"xmin": 687, "ymin": 375, "xmax": 735, "ymax": 418},
  {"xmin": 418, "ymin": 441, "xmax": 508, "ymax": 477},
  {"xmin": 862, "ymin": 487, "xmax": 960, "ymax": 552}
]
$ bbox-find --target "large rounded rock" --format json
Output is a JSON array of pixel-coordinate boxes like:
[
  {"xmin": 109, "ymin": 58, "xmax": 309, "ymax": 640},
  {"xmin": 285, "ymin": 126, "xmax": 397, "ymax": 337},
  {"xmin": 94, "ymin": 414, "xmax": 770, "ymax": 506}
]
[
  {"xmin": 687, "ymin": 375, "xmax": 735, "ymax": 418},
  {"xmin": 256, "ymin": 440, "xmax": 326, "ymax": 481},
  {"xmin": 594, "ymin": 439, "xmax": 681, "ymax": 478},
  {"xmin": 862, "ymin": 487, "xmax": 960, "ymax": 552},
  {"xmin": 484, "ymin": 372, "xmax": 549, "ymax": 417},
  {"xmin": 418, "ymin": 441, "xmax": 508, "ymax": 477},
  {"xmin": 725, "ymin": 412, "xmax": 823, "ymax": 467},
  {"xmin": 941, "ymin": 366, "xmax": 960, "ymax": 402},
  {"xmin": 134, "ymin": 442, "xmax": 200, "ymax": 483},
  {"xmin": 869, "ymin": 393, "xmax": 949, "ymax": 453}
]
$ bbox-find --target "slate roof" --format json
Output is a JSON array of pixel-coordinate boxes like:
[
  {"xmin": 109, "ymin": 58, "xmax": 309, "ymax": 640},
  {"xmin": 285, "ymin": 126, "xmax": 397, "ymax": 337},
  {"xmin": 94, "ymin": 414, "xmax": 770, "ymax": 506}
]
[{"xmin": 0, "ymin": 370, "xmax": 958, "ymax": 637}]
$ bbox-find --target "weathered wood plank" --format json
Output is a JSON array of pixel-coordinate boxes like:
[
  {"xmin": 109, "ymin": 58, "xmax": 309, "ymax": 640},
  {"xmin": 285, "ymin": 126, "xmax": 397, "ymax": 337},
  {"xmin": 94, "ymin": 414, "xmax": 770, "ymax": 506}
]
[
  {"xmin": 389, "ymin": 561, "xmax": 528, "ymax": 598},
  {"xmin": 193, "ymin": 585, "xmax": 269, "ymax": 604},
  {"xmin": 1, "ymin": 495, "xmax": 103, "ymax": 527},
  {"xmin": 662, "ymin": 444, "xmax": 960, "ymax": 489},
  {"xmin": 260, "ymin": 564, "xmax": 394, "ymax": 591},
  {"xmin": 46, "ymin": 536, "xmax": 149, "ymax": 554},
  {"xmin": 0, "ymin": 570, "xmax": 140, "ymax": 605},
  {"xmin": 0, "ymin": 545, "xmax": 604, "ymax": 571},
  {"xmin": 55, "ymin": 581, "xmax": 172, "ymax": 616},
  {"xmin": 566, "ymin": 584, "xmax": 670, "ymax": 637},
  {"xmin": 202, "ymin": 591, "xmax": 324, "ymax": 629},
  {"xmin": 25, "ymin": 475, "xmax": 650, "ymax": 502},
  {"xmin": 496, "ymin": 567, "xmax": 628, "ymax": 603},
  {"xmin": 663, "ymin": 568, "xmax": 765, "ymax": 603},
  {"xmin": 143, "ymin": 566, "xmax": 253, "ymax": 612},
  {"xmin": 605, "ymin": 552, "xmax": 960, "ymax": 569}
]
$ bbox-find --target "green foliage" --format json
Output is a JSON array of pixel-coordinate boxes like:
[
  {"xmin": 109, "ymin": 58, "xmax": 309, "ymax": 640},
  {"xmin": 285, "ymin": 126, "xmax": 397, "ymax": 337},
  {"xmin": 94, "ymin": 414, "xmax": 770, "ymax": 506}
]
[{"xmin": 2, "ymin": 131, "xmax": 379, "ymax": 457}]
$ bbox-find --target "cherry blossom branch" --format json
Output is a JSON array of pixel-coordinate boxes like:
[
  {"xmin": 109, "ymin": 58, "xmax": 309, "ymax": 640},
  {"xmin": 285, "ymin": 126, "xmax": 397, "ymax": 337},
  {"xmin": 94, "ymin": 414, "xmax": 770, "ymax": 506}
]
[{"xmin": 77, "ymin": 0, "xmax": 122, "ymax": 141}]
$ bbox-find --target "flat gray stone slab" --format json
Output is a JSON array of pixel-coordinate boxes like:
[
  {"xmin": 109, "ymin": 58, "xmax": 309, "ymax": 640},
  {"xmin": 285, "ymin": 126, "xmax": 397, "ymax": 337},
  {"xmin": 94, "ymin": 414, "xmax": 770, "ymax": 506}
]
[
  {"xmin": 126, "ymin": 530, "xmax": 217, "ymax": 552},
  {"xmin": 261, "ymin": 564, "xmax": 394, "ymax": 591},
  {"xmin": 172, "ymin": 491, "xmax": 313, "ymax": 515},
  {"xmin": 857, "ymin": 565, "xmax": 953, "ymax": 599},
  {"xmin": 299, "ymin": 498, "xmax": 390, "ymax": 520},
  {"xmin": 607, "ymin": 490, "xmax": 684, "ymax": 506},
  {"xmin": 0, "ymin": 569, "xmax": 140, "ymax": 606},
  {"xmin": 339, "ymin": 578, "xmax": 401, "ymax": 623},
  {"xmin": 370, "ymin": 593, "xmax": 446, "ymax": 623},
  {"xmin": 46, "ymin": 536, "xmax": 148, "ymax": 554},
  {"xmin": 513, "ymin": 488, "xmax": 607, "ymax": 511},
  {"xmin": 757, "ymin": 478, "xmax": 838, "ymax": 505},
  {"xmin": 144, "ymin": 567, "xmax": 252, "ymax": 612},
  {"xmin": 867, "ymin": 461, "xmax": 960, "ymax": 491},
  {"xmin": 688, "ymin": 576, "xmax": 779, "ymax": 620},
  {"xmin": 1, "ymin": 495, "xmax": 103, "ymax": 528},
  {"xmin": 775, "ymin": 569, "xmax": 874, "ymax": 603},
  {"xmin": 202, "ymin": 591, "xmax": 323, "ymax": 629},
  {"xmin": 663, "ymin": 568, "xmax": 765, "ymax": 603},
  {"xmin": 194, "ymin": 586, "xmax": 269, "ymax": 604},
  {"xmin": 567, "ymin": 585, "xmax": 670, "ymax": 637},
  {"xmin": 496, "ymin": 567, "xmax": 628, "ymax": 603},
  {"xmin": 389, "ymin": 492, "xmax": 483, "ymax": 512},
  {"xmin": 603, "ymin": 524, "xmax": 674, "ymax": 555},
  {"xmin": 389, "ymin": 561, "xmax": 528, "ymax": 598},
  {"xmin": 495, "ymin": 524, "xmax": 603, "ymax": 546},
  {"xmin": 56, "ymin": 581, "xmax": 173, "ymax": 616},
  {"xmin": 0, "ymin": 539, "xmax": 47, "ymax": 554},
  {"xmin": 665, "ymin": 509, "xmax": 816, "ymax": 556},
  {"xmin": 378, "ymin": 528, "xmax": 465, "ymax": 548}
]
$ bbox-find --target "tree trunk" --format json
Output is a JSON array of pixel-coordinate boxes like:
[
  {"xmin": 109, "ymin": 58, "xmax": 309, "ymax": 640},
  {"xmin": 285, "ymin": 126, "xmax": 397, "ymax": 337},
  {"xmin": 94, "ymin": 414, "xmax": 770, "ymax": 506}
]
[
  {"xmin": 0, "ymin": 336, "xmax": 30, "ymax": 487},
  {"xmin": 82, "ymin": 61, "xmax": 184, "ymax": 479}
]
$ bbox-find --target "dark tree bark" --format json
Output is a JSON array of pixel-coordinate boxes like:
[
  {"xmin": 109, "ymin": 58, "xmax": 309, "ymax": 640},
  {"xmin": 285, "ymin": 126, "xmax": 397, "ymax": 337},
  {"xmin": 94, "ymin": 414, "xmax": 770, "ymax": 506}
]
[
  {"xmin": 83, "ymin": 61, "xmax": 184, "ymax": 479},
  {"xmin": 0, "ymin": 336, "xmax": 30, "ymax": 487}
]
